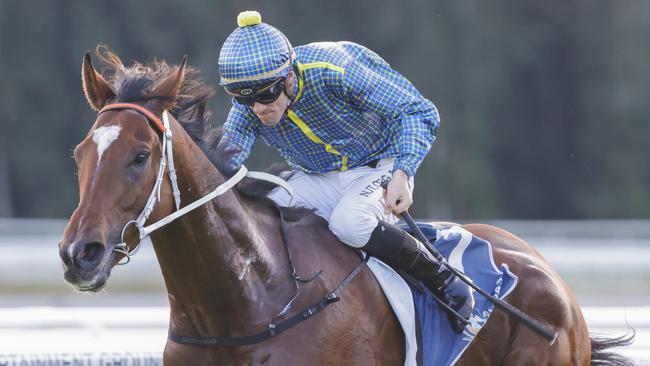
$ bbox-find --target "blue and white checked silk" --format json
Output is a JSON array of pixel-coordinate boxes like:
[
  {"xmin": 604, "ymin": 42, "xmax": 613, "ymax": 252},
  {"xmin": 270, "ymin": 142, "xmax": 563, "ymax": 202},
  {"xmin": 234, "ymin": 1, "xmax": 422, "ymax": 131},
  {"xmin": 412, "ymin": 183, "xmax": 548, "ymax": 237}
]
[
  {"xmin": 218, "ymin": 21, "xmax": 293, "ymax": 88},
  {"xmin": 220, "ymin": 41, "xmax": 440, "ymax": 177}
]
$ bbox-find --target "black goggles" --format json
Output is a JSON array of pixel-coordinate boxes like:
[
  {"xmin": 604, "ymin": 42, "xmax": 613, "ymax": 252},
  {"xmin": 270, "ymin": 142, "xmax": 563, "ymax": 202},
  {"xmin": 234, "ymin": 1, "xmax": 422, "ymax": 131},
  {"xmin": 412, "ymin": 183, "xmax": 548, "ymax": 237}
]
[{"xmin": 225, "ymin": 78, "xmax": 286, "ymax": 106}]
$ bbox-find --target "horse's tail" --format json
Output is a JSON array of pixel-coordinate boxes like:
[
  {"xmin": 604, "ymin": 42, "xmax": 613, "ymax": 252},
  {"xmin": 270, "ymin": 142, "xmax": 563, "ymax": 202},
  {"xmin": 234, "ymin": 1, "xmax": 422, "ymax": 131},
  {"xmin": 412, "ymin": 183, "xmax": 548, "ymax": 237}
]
[{"xmin": 590, "ymin": 331, "xmax": 636, "ymax": 366}]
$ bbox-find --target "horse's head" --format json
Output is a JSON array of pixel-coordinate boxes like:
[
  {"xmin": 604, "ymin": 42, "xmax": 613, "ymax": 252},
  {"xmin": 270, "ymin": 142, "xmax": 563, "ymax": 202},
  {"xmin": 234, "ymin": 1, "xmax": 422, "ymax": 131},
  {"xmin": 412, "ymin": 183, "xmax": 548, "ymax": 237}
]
[{"xmin": 59, "ymin": 50, "xmax": 190, "ymax": 291}]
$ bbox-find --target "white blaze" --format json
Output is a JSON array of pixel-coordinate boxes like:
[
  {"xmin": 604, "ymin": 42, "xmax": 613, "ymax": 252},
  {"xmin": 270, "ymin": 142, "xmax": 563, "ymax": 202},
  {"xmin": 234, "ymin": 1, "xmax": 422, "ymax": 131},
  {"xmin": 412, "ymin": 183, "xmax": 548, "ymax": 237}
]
[{"xmin": 92, "ymin": 125, "xmax": 122, "ymax": 165}]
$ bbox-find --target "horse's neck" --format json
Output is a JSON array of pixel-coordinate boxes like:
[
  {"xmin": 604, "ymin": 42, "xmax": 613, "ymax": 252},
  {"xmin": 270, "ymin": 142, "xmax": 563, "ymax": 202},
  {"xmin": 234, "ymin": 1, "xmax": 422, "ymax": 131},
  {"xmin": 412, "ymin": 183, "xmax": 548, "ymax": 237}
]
[{"xmin": 150, "ymin": 122, "xmax": 293, "ymax": 336}]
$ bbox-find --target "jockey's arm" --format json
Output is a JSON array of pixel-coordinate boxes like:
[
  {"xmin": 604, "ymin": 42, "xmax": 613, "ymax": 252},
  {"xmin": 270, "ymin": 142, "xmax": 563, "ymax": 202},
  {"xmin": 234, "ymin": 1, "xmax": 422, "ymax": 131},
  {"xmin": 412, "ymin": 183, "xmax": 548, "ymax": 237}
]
[
  {"xmin": 336, "ymin": 58, "xmax": 440, "ymax": 214},
  {"xmin": 219, "ymin": 103, "xmax": 259, "ymax": 173}
]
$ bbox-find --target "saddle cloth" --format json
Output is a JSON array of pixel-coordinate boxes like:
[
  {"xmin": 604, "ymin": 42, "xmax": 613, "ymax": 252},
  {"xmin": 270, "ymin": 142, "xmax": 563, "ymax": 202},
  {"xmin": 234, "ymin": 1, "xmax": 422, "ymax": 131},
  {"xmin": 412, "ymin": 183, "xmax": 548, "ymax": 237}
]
[{"xmin": 366, "ymin": 223, "xmax": 518, "ymax": 366}]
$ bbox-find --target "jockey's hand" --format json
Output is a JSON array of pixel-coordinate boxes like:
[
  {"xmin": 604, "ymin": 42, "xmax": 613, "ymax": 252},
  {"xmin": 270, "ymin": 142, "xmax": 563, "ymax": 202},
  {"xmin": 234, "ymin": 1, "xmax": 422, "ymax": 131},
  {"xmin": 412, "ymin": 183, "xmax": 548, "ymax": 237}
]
[{"xmin": 384, "ymin": 170, "xmax": 412, "ymax": 215}]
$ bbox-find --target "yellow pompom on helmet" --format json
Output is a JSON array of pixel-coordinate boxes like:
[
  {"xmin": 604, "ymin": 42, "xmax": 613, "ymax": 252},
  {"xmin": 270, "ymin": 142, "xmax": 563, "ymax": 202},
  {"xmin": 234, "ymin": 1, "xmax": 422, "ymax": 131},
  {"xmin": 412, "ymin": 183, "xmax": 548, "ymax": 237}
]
[{"xmin": 218, "ymin": 11, "xmax": 294, "ymax": 89}]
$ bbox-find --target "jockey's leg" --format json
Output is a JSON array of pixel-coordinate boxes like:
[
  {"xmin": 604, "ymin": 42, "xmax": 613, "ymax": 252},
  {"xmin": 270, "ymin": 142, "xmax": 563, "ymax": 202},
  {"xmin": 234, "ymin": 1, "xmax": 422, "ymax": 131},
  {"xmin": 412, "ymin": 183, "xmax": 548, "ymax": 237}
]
[
  {"xmin": 328, "ymin": 160, "xmax": 474, "ymax": 333},
  {"xmin": 267, "ymin": 170, "xmax": 342, "ymax": 220},
  {"xmin": 364, "ymin": 221, "xmax": 475, "ymax": 334},
  {"xmin": 327, "ymin": 159, "xmax": 399, "ymax": 247}
]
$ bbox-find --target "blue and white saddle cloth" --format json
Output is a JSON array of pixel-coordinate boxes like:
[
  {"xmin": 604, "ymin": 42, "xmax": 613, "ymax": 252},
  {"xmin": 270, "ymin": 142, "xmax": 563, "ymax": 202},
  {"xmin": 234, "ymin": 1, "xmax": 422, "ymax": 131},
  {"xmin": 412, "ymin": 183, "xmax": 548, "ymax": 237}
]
[{"xmin": 366, "ymin": 223, "xmax": 518, "ymax": 366}]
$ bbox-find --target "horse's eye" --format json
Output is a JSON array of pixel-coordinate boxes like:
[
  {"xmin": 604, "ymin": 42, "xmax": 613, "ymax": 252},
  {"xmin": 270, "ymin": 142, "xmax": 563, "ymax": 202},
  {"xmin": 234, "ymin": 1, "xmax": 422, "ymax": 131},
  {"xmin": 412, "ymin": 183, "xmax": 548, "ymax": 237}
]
[{"xmin": 134, "ymin": 152, "xmax": 150, "ymax": 166}]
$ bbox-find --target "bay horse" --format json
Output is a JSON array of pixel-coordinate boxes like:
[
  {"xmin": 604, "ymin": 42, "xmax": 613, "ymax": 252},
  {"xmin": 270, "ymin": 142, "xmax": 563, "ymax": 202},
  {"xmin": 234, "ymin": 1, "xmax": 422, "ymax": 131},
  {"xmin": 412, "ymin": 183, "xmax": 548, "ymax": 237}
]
[{"xmin": 59, "ymin": 48, "xmax": 633, "ymax": 365}]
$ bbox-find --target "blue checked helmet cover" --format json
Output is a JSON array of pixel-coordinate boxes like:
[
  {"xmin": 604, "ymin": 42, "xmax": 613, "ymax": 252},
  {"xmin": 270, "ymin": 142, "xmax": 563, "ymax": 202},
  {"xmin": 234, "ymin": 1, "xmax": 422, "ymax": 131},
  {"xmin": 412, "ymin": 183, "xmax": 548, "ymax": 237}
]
[{"xmin": 218, "ymin": 11, "xmax": 294, "ymax": 89}]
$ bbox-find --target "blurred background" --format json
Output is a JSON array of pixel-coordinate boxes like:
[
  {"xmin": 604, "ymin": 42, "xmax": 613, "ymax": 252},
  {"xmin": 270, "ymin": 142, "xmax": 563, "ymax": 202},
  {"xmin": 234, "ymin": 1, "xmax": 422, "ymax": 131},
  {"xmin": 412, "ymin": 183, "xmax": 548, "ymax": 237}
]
[
  {"xmin": 1, "ymin": 0, "xmax": 649, "ymax": 220},
  {"xmin": 0, "ymin": 0, "xmax": 648, "ymax": 364}
]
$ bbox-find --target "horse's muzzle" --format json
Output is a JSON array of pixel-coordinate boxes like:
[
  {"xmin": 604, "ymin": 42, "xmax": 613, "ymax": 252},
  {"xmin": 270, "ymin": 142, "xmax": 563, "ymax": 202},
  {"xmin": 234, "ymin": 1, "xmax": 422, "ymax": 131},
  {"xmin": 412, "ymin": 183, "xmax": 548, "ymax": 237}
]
[{"xmin": 59, "ymin": 239, "xmax": 110, "ymax": 291}]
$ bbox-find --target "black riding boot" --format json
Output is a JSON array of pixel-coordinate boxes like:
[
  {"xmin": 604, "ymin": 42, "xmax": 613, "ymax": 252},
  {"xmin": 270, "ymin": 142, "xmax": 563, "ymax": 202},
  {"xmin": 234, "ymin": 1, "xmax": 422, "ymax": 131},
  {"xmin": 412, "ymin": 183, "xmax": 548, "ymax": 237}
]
[{"xmin": 363, "ymin": 220, "xmax": 475, "ymax": 333}]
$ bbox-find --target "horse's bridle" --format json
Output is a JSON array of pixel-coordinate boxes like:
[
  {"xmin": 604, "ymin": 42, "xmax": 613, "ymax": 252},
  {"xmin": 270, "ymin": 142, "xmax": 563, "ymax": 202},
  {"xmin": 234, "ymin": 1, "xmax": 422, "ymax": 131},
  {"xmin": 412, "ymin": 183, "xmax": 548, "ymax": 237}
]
[{"xmin": 97, "ymin": 102, "xmax": 293, "ymax": 264}]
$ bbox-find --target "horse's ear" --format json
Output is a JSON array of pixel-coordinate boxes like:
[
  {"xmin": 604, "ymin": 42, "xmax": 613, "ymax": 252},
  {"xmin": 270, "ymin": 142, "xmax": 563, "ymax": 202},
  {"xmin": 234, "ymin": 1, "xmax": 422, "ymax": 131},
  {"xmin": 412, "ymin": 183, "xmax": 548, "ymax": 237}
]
[
  {"xmin": 150, "ymin": 55, "xmax": 188, "ymax": 111},
  {"xmin": 81, "ymin": 52, "xmax": 115, "ymax": 112}
]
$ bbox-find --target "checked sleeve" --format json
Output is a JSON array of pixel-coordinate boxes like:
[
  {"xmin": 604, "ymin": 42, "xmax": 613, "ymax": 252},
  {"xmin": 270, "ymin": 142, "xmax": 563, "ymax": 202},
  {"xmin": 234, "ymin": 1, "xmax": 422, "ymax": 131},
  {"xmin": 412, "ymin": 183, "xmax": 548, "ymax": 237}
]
[
  {"xmin": 219, "ymin": 103, "xmax": 259, "ymax": 173},
  {"xmin": 339, "ymin": 52, "xmax": 439, "ymax": 177}
]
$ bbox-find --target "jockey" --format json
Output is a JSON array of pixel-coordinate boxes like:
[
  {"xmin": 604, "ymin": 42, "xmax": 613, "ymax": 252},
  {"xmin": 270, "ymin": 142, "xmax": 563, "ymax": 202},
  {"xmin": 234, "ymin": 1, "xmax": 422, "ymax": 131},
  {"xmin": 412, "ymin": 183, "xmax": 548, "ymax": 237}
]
[{"xmin": 217, "ymin": 11, "xmax": 474, "ymax": 332}]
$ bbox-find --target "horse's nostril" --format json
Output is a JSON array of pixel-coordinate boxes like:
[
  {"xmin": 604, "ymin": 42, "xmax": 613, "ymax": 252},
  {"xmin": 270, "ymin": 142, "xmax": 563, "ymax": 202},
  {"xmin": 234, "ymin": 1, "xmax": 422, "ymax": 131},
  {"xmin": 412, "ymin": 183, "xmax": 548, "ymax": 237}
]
[
  {"xmin": 59, "ymin": 245, "xmax": 73, "ymax": 267},
  {"xmin": 76, "ymin": 241, "xmax": 106, "ymax": 268}
]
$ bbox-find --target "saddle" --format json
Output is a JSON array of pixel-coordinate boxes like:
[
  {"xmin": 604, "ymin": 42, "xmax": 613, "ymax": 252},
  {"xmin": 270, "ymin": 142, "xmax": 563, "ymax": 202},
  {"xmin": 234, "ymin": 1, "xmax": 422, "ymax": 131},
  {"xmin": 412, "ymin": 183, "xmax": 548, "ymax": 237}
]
[{"xmin": 365, "ymin": 221, "xmax": 519, "ymax": 366}]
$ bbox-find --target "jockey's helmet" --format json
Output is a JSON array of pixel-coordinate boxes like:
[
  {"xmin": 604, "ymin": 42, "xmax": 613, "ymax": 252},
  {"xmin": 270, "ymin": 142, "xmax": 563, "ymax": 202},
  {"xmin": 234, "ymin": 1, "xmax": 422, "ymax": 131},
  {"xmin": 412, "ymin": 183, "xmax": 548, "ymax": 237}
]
[{"xmin": 218, "ymin": 11, "xmax": 294, "ymax": 90}]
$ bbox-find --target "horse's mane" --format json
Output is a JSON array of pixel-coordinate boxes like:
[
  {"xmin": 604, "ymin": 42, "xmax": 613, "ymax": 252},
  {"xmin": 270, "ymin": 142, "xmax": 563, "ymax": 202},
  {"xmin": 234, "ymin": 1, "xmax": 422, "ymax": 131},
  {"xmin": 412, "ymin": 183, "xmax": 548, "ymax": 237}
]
[
  {"xmin": 95, "ymin": 47, "xmax": 310, "ymax": 220},
  {"xmin": 95, "ymin": 46, "xmax": 214, "ymax": 143}
]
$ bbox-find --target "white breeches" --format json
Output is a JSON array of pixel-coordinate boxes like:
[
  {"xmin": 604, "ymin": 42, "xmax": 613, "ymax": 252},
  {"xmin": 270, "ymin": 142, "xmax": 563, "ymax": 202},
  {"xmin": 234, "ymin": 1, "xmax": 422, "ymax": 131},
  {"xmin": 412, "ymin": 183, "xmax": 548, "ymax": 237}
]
[{"xmin": 268, "ymin": 158, "xmax": 414, "ymax": 248}]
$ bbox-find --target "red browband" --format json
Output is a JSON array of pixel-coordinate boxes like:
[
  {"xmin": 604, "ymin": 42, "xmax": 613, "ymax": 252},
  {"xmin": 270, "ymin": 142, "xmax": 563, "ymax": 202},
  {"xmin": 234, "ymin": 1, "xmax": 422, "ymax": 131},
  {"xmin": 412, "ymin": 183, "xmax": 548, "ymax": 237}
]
[{"xmin": 98, "ymin": 103, "xmax": 167, "ymax": 133}]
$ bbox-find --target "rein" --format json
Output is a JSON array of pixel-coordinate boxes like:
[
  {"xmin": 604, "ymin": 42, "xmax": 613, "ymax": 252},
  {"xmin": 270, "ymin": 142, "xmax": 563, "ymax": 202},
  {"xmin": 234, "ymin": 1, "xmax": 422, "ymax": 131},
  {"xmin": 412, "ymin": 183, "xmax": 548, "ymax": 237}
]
[{"xmin": 97, "ymin": 102, "xmax": 367, "ymax": 347}]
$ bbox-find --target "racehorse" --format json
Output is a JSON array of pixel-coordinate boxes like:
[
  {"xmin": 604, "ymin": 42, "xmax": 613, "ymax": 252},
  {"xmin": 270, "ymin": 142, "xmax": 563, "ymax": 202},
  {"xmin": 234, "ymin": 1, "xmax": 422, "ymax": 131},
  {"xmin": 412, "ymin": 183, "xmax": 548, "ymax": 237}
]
[{"xmin": 59, "ymin": 48, "xmax": 633, "ymax": 365}]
